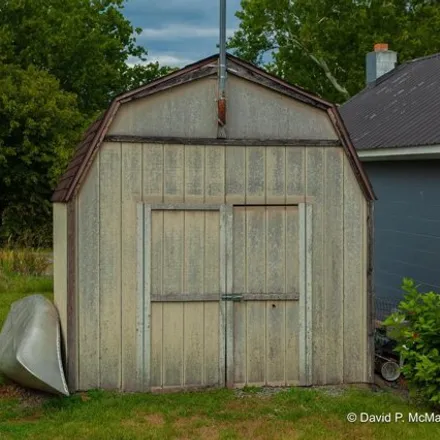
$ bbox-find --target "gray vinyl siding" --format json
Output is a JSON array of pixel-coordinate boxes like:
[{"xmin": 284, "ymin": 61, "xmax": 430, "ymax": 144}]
[{"xmin": 364, "ymin": 160, "xmax": 440, "ymax": 304}]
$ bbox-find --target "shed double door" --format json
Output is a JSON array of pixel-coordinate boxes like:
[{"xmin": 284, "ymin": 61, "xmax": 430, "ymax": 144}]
[{"xmin": 138, "ymin": 204, "xmax": 301, "ymax": 391}]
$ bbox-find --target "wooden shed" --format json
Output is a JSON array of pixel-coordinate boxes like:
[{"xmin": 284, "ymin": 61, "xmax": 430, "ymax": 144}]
[{"xmin": 52, "ymin": 53, "xmax": 376, "ymax": 393}]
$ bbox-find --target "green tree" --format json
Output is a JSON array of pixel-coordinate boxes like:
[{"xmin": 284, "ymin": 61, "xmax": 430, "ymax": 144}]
[
  {"xmin": 0, "ymin": 64, "xmax": 86, "ymax": 246},
  {"xmin": 0, "ymin": 0, "xmax": 172, "ymax": 117},
  {"xmin": 0, "ymin": 0, "xmax": 173, "ymax": 245},
  {"xmin": 229, "ymin": 0, "xmax": 440, "ymax": 102}
]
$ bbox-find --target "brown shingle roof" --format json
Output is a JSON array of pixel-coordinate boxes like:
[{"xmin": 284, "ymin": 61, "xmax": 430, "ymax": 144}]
[
  {"xmin": 340, "ymin": 53, "xmax": 440, "ymax": 150},
  {"xmin": 52, "ymin": 53, "xmax": 375, "ymax": 202}
]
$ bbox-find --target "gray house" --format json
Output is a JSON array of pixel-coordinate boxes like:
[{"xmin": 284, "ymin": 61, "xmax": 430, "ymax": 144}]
[{"xmin": 341, "ymin": 45, "xmax": 440, "ymax": 313}]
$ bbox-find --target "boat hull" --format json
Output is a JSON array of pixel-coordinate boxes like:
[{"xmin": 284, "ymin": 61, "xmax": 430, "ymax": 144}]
[{"xmin": 0, "ymin": 294, "xmax": 69, "ymax": 396}]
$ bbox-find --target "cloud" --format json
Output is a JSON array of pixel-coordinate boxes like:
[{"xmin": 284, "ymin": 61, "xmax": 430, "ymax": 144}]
[
  {"xmin": 141, "ymin": 25, "xmax": 237, "ymax": 41},
  {"xmin": 123, "ymin": 0, "xmax": 243, "ymax": 68},
  {"xmin": 127, "ymin": 54, "xmax": 196, "ymax": 68}
]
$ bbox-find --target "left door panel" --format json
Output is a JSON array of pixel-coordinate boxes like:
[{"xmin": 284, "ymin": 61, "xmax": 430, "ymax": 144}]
[{"xmin": 138, "ymin": 206, "xmax": 225, "ymax": 391}]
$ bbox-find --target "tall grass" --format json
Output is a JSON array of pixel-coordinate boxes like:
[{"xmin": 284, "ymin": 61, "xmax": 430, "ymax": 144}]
[
  {"xmin": 0, "ymin": 248, "xmax": 53, "ymax": 320},
  {"xmin": 0, "ymin": 248, "xmax": 49, "ymax": 276}
]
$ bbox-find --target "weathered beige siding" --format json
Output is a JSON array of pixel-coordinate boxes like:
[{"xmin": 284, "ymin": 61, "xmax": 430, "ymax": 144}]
[
  {"xmin": 107, "ymin": 76, "xmax": 337, "ymax": 141},
  {"xmin": 76, "ymin": 159, "xmax": 100, "ymax": 390},
  {"xmin": 232, "ymin": 206, "xmax": 300, "ymax": 386},
  {"xmin": 226, "ymin": 76, "xmax": 338, "ymax": 140},
  {"xmin": 73, "ymin": 141, "xmax": 369, "ymax": 391},
  {"xmin": 148, "ymin": 210, "xmax": 222, "ymax": 389},
  {"xmin": 53, "ymin": 203, "xmax": 68, "ymax": 351},
  {"xmin": 108, "ymin": 78, "xmax": 218, "ymax": 138}
]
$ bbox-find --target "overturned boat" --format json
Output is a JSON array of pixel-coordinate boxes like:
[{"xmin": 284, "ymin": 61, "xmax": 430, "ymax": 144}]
[{"xmin": 0, "ymin": 294, "xmax": 69, "ymax": 396}]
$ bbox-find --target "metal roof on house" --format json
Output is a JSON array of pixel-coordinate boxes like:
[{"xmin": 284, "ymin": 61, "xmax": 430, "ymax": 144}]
[
  {"xmin": 52, "ymin": 53, "xmax": 375, "ymax": 203},
  {"xmin": 340, "ymin": 53, "xmax": 440, "ymax": 150}
]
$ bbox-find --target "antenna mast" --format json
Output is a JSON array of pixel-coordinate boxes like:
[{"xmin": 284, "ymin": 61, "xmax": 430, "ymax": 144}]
[{"xmin": 217, "ymin": 0, "xmax": 227, "ymax": 133}]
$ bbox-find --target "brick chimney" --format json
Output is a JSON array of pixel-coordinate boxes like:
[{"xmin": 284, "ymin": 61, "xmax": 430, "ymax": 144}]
[{"xmin": 366, "ymin": 43, "xmax": 397, "ymax": 85}]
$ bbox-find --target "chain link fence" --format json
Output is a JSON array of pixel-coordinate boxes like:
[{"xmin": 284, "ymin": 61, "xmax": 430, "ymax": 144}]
[{"xmin": 375, "ymin": 297, "xmax": 401, "ymax": 322}]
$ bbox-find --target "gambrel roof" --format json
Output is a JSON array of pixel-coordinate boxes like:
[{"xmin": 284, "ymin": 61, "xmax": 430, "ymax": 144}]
[{"xmin": 52, "ymin": 53, "xmax": 375, "ymax": 202}]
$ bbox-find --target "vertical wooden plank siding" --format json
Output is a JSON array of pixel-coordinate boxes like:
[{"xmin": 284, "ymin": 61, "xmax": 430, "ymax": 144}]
[
  {"xmin": 232, "ymin": 207, "xmax": 247, "ymax": 385},
  {"xmin": 219, "ymin": 206, "xmax": 227, "ymax": 388},
  {"xmin": 164, "ymin": 144, "xmax": 184, "ymax": 203},
  {"xmin": 286, "ymin": 147, "xmax": 305, "ymax": 202},
  {"xmin": 150, "ymin": 209, "xmax": 164, "ymax": 388},
  {"xmin": 184, "ymin": 145, "xmax": 205, "ymax": 203},
  {"xmin": 246, "ymin": 208, "xmax": 266, "ymax": 294},
  {"xmin": 162, "ymin": 302, "xmax": 184, "ymax": 386},
  {"xmin": 343, "ymin": 157, "xmax": 366, "ymax": 383},
  {"xmin": 99, "ymin": 143, "xmax": 122, "ymax": 389},
  {"xmin": 162, "ymin": 211, "xmax": 184, "ymax": 386},
  {"xmin": 266, "ymin": 147, "xmax": 286, "ymax": 204},
  {"xmin": 143, "ymin": 205, "xmax": 152, "ymax": 390},
  {"xmin": 305, "ymin": 204, "xmax": 313, "ymax": 385},
  {"xmin": 266, "ymin": 207, "xmax": 285, "ymax": 293},
  {"xmin": 77, "ymin": 159, "xmax": 100, "ymax": 389},
  {"xmin": 136, "ymin": 205, "xmax": 146, "ymax": 389},
  {"xmin": 71, "ymin": 138, "xmax": 372, "ymax": 391},
  {"xmin": 149, "ymin": 209, "xmax": 223, "ymax": 389},
  {"xmin": 67, "ymin": 200, "xmax": 77, "ymax": 391},
  {"xmin": 306, "ymin": 147, "xmax": 325, "ymax": 384},
  {"xmin": 366, "ymin": 201, "xmax": 374, "ymax": 383},
  {"xmin": 224, "ymin": 205, "xmax": 234, "ymax": 387},
  {"xmin": 53, "ymin": 204, "xmax": 68, "ymax": 354},
  {"xmin": 142, "ymin": 143, "xmax": 164, "ymax": 203},
  {"xmin": 205, "ymin": 146, "xmax": 225, "ymax": 204},
  {"xmin": 183, "ymin": 211, "xmax": 204, "ymax": 386},
  {"xmin": 232, "ymin": 206, "xmax": 300, "ymax": 387},
  {"xmin": 121, "ymin": 143, "xmax": 142, "ymax": 391},
  {"xmin": 226, "ymin": 146, "xmax": 246, "ymax": 204},
  {"xmin": 298, "ymin": 204, "xmax": 307, "ymax": 385},
  {"xmin": 323, "ymin": 148, "xmax": 344, "ymax": 384},
  {"xmin": 246, "ymin": 147, "xmax": 265, "ymax": 204},
  {"xmin": 285, "ymin": 207, "xmax": 300, "ymax": 384}
]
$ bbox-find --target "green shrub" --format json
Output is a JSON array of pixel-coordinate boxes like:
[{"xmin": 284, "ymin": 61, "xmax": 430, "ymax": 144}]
[
  {"xmin": 383, "ymin": 278, "xmax": 440, "ymax": 406},
  {"xmin": 0, "ymin": 248, "xmax": 49, "ymax": 276}
]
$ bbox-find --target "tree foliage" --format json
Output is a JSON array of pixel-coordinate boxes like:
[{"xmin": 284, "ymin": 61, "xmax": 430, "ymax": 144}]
[
  {"xmin": 229, "ymin": 0, "xmax": 440, "ymax": 102},
  {"xmin": 0, "ymin": 0, "xmax": 172, "ymax": 117},
  {"xmin": 0, "ymin": 0, "xmax": 173, "ymax": 245},
  {"xmin": 0, "ymin": 64, "xmax": 86, "ymax": 245}
]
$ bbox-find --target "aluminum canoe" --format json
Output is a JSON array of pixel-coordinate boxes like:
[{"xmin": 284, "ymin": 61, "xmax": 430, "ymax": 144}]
[{"xmin": 0, "ymin": 294, "xmax": 69, "ymax": 396}]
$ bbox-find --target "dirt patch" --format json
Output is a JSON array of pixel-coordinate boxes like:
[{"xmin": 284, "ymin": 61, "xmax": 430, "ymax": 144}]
[
  {"xmin": 8, "ymin": 412, "xmax": 43, "ymax": 424},
  {"xmin": 301, "ymin": 415, "xmax": 374, "ymax": 439},
  {"xmin": 0, "ymin": 382, "xmax": 48, "ymax": 407},
  {"xmin": 144, "ymin": 413, "xmax": 165, "ymax": 426},
  {"xmin": 225, "ymin": 397, "xmax": 270, "ymax": 413},
  {"xmin": 79, "ymin": 392, "xmax": 91, "ymax": 402},
  {"xmin": 0, "ymin": 383, "xmax": 24, "ymax": 399},
  {"xmin": 197, "ymin": 425, "xmax": 220, "ymax": 440},
  {"xmin": 174, "ymin": 415, "xmax": 205, "ymax": 429},
  {"xmin": 232, "ymin": 420, "xmax": 298, "ymax": 440}
]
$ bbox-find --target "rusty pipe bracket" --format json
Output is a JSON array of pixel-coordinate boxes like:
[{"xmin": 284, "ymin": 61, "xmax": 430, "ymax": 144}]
[{"xmin": 217, "ymin": 97, "xmax": 226, "ymax": 126}]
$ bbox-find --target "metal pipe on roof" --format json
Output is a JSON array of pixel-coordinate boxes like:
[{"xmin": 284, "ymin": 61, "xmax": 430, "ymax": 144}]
[{"xmin": 217, "ymin": 0, "xmax": 227, "ymax": 129}]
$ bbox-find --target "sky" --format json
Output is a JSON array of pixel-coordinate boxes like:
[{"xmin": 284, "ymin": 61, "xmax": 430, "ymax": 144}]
[{"xmin": 123, "ymin": 0, "xmax": 243, "ymax": 68}]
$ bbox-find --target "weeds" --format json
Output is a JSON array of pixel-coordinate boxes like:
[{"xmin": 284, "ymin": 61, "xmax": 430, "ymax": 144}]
[{"xmin": 0, "ymin": 248, "xmax": 50, "ymax": 277}]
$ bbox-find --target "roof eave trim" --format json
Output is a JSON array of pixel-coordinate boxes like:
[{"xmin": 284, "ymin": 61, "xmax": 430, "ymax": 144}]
[
  {"xmin": 327, "ymin": 107, "xmax": 377, "ymax": 201},
  {"xmin": 358, "ymin": 144, "xmax": 440, "ymax": 161}
]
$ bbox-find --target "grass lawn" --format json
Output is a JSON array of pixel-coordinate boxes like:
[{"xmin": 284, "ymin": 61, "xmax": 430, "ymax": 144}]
[{"xmin": 0, "ymin": 267, "xmax": 439, "ymax": 439}]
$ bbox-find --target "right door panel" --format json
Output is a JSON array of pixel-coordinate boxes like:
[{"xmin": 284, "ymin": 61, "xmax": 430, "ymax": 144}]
[{"xmin": 232, "ymin": 206, "xmax": 300, "ymax": 386}]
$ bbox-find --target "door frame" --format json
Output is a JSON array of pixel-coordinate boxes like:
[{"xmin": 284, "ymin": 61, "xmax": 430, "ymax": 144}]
[
  {"xmin": 136, "ymin": 202, "xmax": 312, "ymax": 390},
  {"xmin": 136, "ymin": 203, "xmax": 231, "ymax": 391}
]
